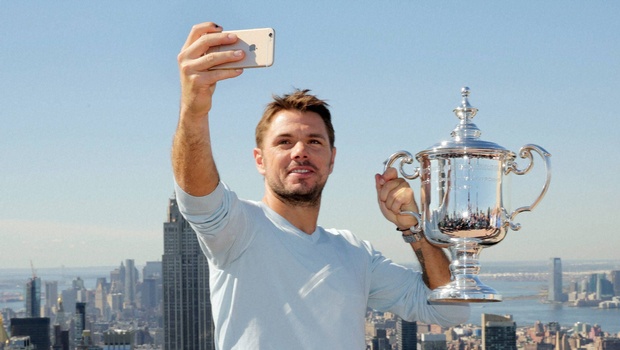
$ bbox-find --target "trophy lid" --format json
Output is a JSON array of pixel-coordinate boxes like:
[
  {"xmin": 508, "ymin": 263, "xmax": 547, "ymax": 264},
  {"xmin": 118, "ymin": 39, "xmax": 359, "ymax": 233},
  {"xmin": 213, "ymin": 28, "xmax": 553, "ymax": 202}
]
[{"xmin": 417, "ymin": 87, "xmax": 514, "ymax": 158}]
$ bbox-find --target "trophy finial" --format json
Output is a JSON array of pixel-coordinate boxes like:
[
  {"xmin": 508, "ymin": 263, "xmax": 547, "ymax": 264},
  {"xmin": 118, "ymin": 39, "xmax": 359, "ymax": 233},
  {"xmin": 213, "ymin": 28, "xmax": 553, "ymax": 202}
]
[
  {"xmin": 454, "ymin": 86, "xmax": 478, "ymax": 121},
  {"xmin": 451, "ymin": 86, "xmax": 481, "ymax": 140},
  {"xmin": 461, "ymin": 86, "xmax": 470, "ymax": 98}
]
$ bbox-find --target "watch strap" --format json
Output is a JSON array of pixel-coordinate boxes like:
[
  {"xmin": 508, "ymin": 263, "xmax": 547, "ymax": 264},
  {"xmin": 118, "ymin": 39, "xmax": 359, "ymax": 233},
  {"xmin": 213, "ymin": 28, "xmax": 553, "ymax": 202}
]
[
  {"xmin": 402, "ymin": 231, "xmax": 423, "ymax": 243},
  {"xmin": 396, "ymin": 227, "xmax": 424, "ymax": 244}
]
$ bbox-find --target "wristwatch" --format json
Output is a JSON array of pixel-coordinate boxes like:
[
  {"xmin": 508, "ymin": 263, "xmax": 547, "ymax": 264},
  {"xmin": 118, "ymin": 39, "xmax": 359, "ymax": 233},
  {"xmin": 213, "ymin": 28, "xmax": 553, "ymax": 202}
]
[{"xmin": 397, "ymin": 228, "xmax": 424, "ymax": 244}]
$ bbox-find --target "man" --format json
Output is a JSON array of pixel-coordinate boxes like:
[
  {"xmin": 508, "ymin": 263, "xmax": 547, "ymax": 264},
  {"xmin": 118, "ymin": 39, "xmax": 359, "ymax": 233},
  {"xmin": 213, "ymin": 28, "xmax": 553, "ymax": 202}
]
[{"xmin": 172, "ymin": 22, "xmax": 469, "ymax": 349}]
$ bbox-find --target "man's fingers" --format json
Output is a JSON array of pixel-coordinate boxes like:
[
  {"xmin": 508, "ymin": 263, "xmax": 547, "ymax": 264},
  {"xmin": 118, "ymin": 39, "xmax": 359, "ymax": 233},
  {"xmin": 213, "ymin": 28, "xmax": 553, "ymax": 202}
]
[
  {"xmin": 202, "ymin": 49, "xmax": 245, "ymax": 71},
  {"xmin": 385, "ymin": 186, "xmax": 411, "ymax": 213},
  {"xmin": 378, "ymin": 177, "xmax": 406, "ymax": 202},
  {"xmin": 180, "ymin": 32, "xmax": 240, "ymax": 64},
  {"xmin": 381, "ymin": 167, "xmax": 399, "ymax": 182},
  {"xmin": 182, "ymin": 22, "xmax": 222, "ymax": 50},
  {"xmin": 179, "ymin": 50, "xmax": 245, "ymax": 78},
  {"xmin": 189, "ymin": 68, "xmax": 244, "ymax": 87},
  {"xmin": 376, "ymin": 168, "xmax": 420, "ymax": 227}
]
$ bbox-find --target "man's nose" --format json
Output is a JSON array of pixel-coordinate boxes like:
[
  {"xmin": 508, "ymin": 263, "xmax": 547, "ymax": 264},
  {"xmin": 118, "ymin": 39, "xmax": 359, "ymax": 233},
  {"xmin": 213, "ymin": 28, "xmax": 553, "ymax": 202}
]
[{"xmin": 291, "ymin": 141, "xmax": 308, "ymax": 159}]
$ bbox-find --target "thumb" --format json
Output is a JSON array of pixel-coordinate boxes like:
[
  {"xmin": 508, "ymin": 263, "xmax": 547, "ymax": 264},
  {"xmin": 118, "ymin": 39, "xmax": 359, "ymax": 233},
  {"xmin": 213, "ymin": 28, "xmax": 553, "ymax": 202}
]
[{"xmin": 375, "ymin": 173, "xmax": 385, "ymax": 191}]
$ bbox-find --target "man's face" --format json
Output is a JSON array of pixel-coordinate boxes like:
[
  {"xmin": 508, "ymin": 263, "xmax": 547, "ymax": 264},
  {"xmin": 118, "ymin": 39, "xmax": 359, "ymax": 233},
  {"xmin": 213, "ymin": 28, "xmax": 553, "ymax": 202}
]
[{"xmin": 254, "ymin": 110, "xmax": 336, "ymax": 207}]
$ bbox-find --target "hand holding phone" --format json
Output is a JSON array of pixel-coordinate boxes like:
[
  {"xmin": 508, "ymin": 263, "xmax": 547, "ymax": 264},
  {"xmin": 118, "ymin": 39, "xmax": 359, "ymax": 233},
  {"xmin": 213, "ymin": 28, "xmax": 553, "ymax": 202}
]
[{"xmin": 207, "ymin": 28, "xmax": 275, "ymax": 70}]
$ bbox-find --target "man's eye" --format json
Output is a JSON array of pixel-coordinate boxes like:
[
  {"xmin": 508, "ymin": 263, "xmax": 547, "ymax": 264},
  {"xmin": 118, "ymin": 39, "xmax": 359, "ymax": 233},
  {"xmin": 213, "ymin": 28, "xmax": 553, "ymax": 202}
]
[
  {"xmin": 309, "ymin": 139, "xmax": 322, "ymax": 145},
  {"xmin": 278, "ymin": 140, "xmax": 291, "ymax": 145}
]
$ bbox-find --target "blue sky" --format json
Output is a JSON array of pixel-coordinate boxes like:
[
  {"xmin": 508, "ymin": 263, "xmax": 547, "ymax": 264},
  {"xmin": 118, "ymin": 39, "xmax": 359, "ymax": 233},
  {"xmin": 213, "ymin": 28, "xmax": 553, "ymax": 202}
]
[{"xmin": 1, "ymin": 1, "xmax": 619, "ymax": 268}]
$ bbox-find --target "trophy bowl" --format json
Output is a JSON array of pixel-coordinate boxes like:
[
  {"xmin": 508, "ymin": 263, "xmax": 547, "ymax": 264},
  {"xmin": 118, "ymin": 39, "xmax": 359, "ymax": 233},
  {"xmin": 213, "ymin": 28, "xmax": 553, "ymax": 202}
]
[{"xmin": 385, "ymin": 87, "xmax": 551, "ymax": 302}]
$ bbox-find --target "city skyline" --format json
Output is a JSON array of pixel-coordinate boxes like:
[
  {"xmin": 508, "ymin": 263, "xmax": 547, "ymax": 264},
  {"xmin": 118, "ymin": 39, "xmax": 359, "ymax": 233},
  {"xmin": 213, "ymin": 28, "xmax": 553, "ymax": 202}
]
[
  {"xmin": 0, "ymin": 258, "xmax": 620, "ymax": 334},
  {"xmin": 2, "ymin": 2, "xmax": 620, "ymax": 268}
]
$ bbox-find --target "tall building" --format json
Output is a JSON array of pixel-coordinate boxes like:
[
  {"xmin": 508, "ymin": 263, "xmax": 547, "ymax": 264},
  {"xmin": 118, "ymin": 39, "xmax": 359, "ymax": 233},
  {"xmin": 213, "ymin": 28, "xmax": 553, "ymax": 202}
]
[
  {"xmin": 119, "ymin": 262, "xmax": 126, "ymax": 291},
  {"xmin": 611, "ymin": 270, "xmax": 620, "ymax": 296},
  {"xmin": 163, "ymin": 195, "xmax": 214, "ymax": 350},
  {"xmin": 10, "ymin": 317, "xmax": 51, "ymax": 350},
  {"xmin": 25, "ymin": 277, "xmax": 41, "ymax": 317},
  {"xmin": 44, "ymin": 281, "xmax": 58, "ymax": 317},
  {"xmin": 52, "ymin": 324, "xmax": 70, "ymax": 350},
  {"xmin": 420, "ymin": 333, "xmax": 447, "ymax": 350},
  {"xmin": 95, "ymin": 278, "xmax": 109, "ymax": 320},
  {"xmin": 110, "ymin": 267, "xmax": 122, "ymax": 287},
  {"xmin": 548, "ymin": 257, "xmax": 563, "ymax": 302},
  {"xmin": 75, "ymin": 302, "xmax": 87, "ymax": 346},
  {"xmin": 124, "ymin": 259, "xmax": 139, "ymax": 308},
  {"xmin": 0, "ymin": 314, "xmax": 9, "ymax": 345},
  {"xmin": 396, "ymin": 318, "xmax": 417, "ymax": 350},
  {"xmin": 481, "ymin": 313, "xmax": 516, "ymax": 350},
  {"xmin": 141, "ymin": 278, "xmax": 158, "ymax": 310},
  {"xmin": 53, "ymin": 295, "xmax": 68, "ymax": 331},
  {"xmin": 370, "ymin": 328, "xmax": 390, "ymax": 350},
  {"xmin": 142, "ymin": 261, "xmax": 163, "ymax": 311},
  {"xmin": 598, "ymin": 275, "xmax": 614, "ymax": 298},
  {"xmin": 587, "ymin": 273, "xmax": 614, "ymax": 299},
  {"xmin": 143, "ymin": 261, "xmax": 162, "ymax": 280}
]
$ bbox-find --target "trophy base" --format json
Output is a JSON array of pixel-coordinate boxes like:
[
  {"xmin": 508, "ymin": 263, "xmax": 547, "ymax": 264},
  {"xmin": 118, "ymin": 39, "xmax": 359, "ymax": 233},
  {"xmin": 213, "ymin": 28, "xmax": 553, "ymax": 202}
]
[{"xmin": 428, "ymin": 276, "xmax": 503, "ymax": 303}]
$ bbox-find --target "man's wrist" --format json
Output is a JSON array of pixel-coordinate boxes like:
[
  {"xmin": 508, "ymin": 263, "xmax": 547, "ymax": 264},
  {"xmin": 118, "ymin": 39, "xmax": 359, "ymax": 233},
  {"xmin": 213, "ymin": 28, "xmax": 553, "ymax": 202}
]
[{"xmin": 396, "ymin": 227, "xmax": 424, "ymax": 244}]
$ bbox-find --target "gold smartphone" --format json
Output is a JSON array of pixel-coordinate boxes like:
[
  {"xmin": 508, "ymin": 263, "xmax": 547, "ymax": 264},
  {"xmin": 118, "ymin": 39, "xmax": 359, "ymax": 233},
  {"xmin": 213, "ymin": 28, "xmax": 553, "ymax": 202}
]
[{"xmin": 207, "ymin": 28, "xmax": 275, "ymax": 69}]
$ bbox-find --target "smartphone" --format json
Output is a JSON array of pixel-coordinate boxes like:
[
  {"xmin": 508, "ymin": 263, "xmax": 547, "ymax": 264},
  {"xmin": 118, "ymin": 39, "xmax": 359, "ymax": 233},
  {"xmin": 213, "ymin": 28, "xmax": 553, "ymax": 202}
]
[{"xmin": 207, "ymin": 28, "xmax": 275, "ymax": 69}]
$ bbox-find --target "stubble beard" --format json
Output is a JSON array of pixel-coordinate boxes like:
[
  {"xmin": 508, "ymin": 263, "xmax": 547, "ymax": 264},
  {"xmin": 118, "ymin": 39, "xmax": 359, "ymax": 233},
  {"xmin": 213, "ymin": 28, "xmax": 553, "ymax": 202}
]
[{"xmin": 268, "ymin": 177, "xmax": 325, "ymax": 208}]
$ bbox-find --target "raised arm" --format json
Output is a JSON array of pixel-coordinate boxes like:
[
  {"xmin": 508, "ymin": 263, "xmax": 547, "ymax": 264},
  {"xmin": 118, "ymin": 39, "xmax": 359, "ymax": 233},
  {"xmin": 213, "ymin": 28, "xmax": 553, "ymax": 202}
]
[
  {"xmin": 172, "ymin": 22, "xmax": 245, "ymax": 196},
  {"xmin": 375, "ymin": 167, "xmax": 451, "ymax": 289}
]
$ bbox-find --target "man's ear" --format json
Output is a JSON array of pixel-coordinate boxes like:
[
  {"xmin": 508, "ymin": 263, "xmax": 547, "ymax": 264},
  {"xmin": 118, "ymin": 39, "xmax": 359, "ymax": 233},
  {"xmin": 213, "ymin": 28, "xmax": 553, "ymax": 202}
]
[
  {"xmin": 253, "ymin": 148, "xmax": 266, "ymax": 175},
  {"xmin": 329, "ymin": 147, "xmax": 337, "ymax": 174}
]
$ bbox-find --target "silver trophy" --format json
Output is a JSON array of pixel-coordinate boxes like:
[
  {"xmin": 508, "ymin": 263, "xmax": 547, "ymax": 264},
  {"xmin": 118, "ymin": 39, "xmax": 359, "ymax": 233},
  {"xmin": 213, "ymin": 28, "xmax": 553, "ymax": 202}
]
[{"xmin": 385, "ymin": 87, "xmax": 551, "ymax": 302}]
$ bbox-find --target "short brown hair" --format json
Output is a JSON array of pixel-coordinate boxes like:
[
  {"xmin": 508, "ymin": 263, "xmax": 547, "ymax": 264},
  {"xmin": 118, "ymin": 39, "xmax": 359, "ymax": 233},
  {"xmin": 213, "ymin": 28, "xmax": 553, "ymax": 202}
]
[{"xmin": 255, "ymin": 89, "xmax": 335, "ymax": 148}]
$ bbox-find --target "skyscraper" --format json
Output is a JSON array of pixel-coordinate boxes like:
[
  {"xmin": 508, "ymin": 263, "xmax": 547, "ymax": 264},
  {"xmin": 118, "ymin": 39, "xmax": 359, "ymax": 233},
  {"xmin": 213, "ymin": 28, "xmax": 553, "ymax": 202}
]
[
  {"xmin": 53, "ymin": 295, "xmax": 68, "ymax": 331},
  {"xmin": 94, "ymin": 278, "xmax": 109, "ymax": 320},
  {"xmin": 124, "ymin": 259, "xmax": 138, "ymax": 308},
  {"xmin": 25, "ymin": 276, "xmax": 41, "ymax": 318},
  {"xmin": 163, "ymin": 195, "xmax": 214, "ymax": 350},
  {"xmin": 548, "ymin": 257, "xmax": 563, "ymax": 302},
  {"xmin": 0, "ymin": 315, "xmax": 9, "ymax": 345},
  {"xmin": 44, "ymin": 281, "xmax": 58, "ymax": 317},
  {"xmin": 10, "ymin": 317, "xmax": 51, "ymax": 350},
  {"xmin": 396, "ymin": 318, "xmax": 417, "ymax": 350},
  {"xmin": 482, "ymin": 314, "xmax": 516, "ymax": 350},
  {"xmin": 75, "ymin": 302, "xmax": 87, "ymax": 346},
  {"xmin": 52, "ymin": 323, "xmax": 70, "ymax": 350},
  {"xmin": 611, "ymin": 270, "xmax": 620, "ymax": 296},
  {"xmin": 143, "ymin": 261, "xmax": 162, "ymax": 279},
  {"xmin": 142, "ymin": 261, "xmax": 163, "ymax": 311},
  {"xmin": 370, "ymin": 328, "xmax": 390, "ymax": 350}
]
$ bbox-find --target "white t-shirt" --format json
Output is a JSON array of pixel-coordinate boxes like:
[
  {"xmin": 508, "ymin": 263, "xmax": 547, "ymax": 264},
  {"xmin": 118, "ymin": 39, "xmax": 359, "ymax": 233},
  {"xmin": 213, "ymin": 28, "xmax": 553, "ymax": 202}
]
[{"xmin": 175, "ymin": 182, "xmax": 469, "ymax": 349}]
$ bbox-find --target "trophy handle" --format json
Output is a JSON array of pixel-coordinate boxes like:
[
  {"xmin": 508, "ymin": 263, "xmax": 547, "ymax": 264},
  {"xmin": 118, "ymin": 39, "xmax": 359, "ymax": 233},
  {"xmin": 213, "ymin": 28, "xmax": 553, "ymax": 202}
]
[
  {"xmin": 383, "ymin": 151, "xmax": 423, "ymax": 233},
  {"xmin": 505, "ymin": 144, "xmax": 552, "ymax": 230},
  {"xmin": 398, "ymin": 210, "xmax": 423, "ymax": 234},
  {"xmin": 383, "ymin": 150, "xmax": 420, "ymax": 180}
]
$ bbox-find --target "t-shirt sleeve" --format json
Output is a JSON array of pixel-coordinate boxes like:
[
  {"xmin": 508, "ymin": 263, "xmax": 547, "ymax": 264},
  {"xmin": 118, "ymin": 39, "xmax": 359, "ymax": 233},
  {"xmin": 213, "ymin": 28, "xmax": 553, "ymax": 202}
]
[
  {"xmin": 365, "ymin": 242, "xmax": 470, "ymax": 327},
  {"xmin": 174, "ymin": 181, "xmax": 252, "ymax": 268}
]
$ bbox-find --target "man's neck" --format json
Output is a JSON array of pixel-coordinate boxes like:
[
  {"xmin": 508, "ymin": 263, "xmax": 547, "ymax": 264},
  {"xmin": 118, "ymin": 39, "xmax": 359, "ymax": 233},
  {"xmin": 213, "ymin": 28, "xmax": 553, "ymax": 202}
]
[{"xmin": 262, "ymin": 194, "xmax": 320, "ymax": 234}]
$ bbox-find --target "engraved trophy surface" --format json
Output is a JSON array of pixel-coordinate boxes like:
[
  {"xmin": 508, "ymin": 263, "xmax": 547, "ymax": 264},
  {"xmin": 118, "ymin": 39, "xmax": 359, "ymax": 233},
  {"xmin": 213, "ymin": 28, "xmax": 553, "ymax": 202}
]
[{"xmin": 385, "ymin": 87, "xmax": 551, "ymax": 302}]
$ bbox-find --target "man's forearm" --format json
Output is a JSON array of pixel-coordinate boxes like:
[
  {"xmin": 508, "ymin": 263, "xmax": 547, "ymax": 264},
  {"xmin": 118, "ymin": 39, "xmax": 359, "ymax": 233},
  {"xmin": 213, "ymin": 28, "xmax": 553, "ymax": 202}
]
[
  {"xmin": 410, "ymin": 239, "xmax": 451, "ymax": 290},
  {"xmin": 172, "ymin": 113, "xmax": 219, "ymax": 197},
  {"xmin": 172, "ymin": 22, "xmax": 245, "ymax": 197}
]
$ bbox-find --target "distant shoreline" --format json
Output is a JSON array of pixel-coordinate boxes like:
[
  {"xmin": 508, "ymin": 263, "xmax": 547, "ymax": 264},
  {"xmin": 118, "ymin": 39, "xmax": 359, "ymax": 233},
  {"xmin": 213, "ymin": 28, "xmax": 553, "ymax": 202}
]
[{"xmin": 2, "ymin": 258, "xmax": 619, "ymax": 271}]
